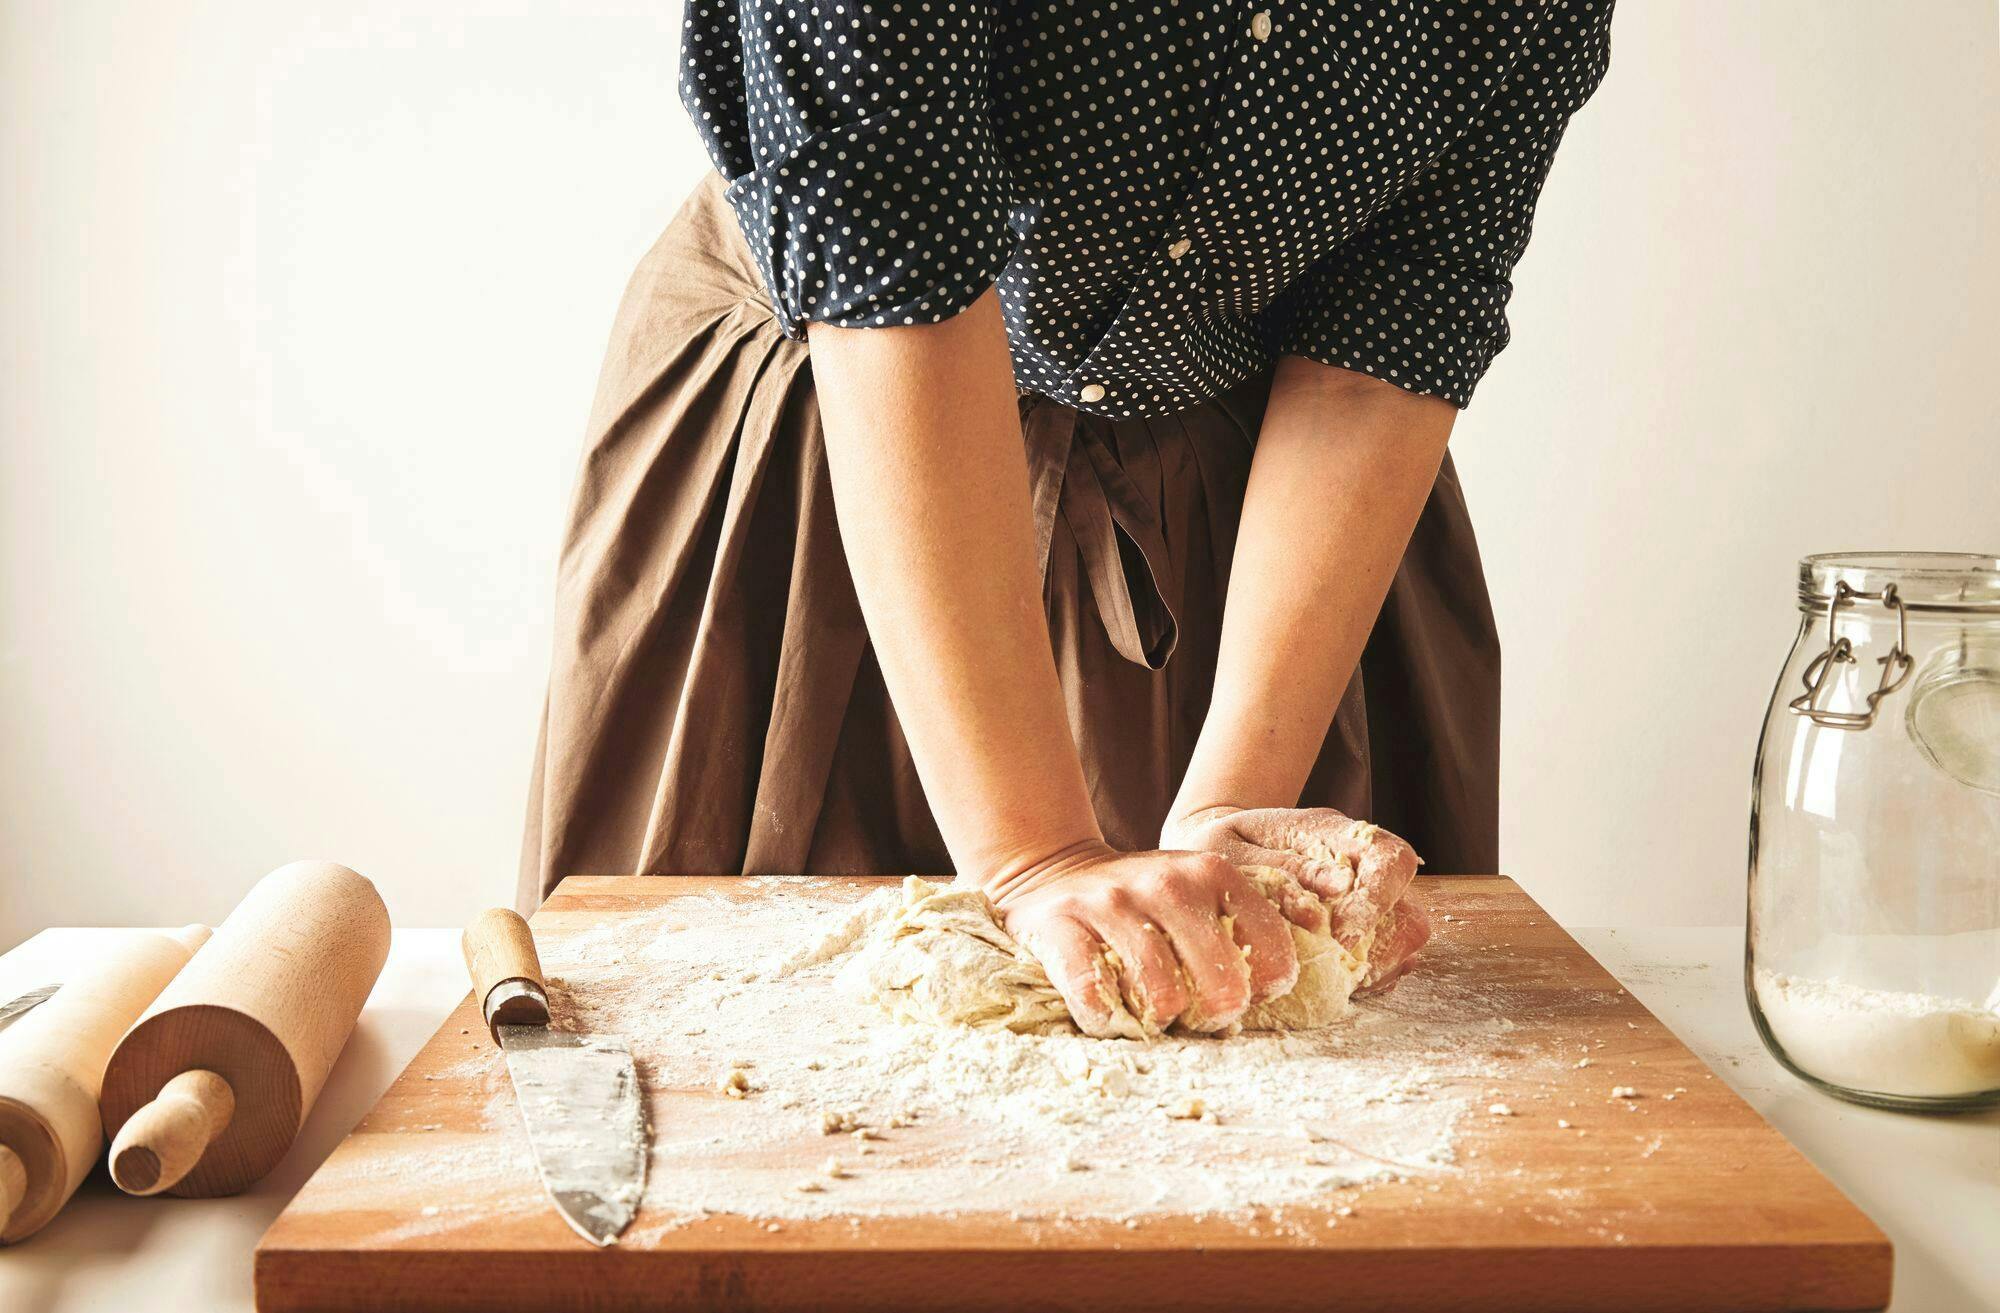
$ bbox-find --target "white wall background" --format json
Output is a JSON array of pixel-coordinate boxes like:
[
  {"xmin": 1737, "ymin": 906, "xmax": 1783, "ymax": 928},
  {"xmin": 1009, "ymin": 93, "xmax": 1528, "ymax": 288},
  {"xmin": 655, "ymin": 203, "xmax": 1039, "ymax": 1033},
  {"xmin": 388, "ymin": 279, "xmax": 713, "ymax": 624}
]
[{"xmin": 4, "ymin": 1, "xmax": 1997, "ymax": 945}]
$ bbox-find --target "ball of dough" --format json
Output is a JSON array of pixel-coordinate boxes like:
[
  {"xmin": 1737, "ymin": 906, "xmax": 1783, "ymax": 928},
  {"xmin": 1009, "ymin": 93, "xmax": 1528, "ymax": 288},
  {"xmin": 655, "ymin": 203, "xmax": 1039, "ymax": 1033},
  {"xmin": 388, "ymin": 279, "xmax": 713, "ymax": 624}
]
[{"xmin": 836, "ymin": 872, "xmax": 1368, "ymax": 1037}]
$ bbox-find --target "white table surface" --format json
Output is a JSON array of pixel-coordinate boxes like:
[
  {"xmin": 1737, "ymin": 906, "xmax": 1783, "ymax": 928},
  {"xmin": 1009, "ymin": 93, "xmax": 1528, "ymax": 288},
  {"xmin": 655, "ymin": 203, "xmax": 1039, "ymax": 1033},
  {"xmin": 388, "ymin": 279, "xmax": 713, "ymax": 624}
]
[{"xmin": 0, "ymin": 925, "xmax": 1993, "ymax": 1312}]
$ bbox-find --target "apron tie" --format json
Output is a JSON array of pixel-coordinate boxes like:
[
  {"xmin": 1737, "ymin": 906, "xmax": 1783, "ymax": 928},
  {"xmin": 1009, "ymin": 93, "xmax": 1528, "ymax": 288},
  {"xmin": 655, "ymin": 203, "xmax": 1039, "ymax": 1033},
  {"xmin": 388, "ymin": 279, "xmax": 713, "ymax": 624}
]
[{"xmin": 1022, "ymin": 399, "xmax": 1180, "ymax": 670}]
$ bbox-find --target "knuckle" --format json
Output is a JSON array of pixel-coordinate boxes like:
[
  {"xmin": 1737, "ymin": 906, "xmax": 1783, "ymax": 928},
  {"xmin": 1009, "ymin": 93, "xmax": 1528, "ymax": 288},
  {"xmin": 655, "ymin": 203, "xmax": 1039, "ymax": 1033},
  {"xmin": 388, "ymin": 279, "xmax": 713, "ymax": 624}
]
[
  {"xmin": 1186, "ymin": 852, "xmax": 1239, "ymax": 890},
  {"xmin": 1097, "ymin": 884, "xmax": 1141, "ymax": 919}
]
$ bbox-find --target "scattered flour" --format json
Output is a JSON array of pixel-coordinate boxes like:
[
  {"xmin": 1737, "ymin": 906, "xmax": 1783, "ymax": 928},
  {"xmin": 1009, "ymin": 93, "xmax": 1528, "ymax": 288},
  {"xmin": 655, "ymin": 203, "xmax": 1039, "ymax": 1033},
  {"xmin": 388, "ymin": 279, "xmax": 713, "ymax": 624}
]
[
  {"xmin": 331, "ymin": 881, "xmax": 1557, "ymax": 1239},
  {"xmin": 1752, "ymin": 966, "xmax": 2000, "ymax": 1098}
]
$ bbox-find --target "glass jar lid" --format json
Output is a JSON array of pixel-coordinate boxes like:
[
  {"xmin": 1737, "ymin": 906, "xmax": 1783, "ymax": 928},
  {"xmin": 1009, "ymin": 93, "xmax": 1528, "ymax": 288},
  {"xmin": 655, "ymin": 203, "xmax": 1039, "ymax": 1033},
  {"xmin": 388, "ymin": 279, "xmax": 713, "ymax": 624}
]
[{"xmin": 1799, "ymin": 552, "xmax": 2000, "ymax": 614}]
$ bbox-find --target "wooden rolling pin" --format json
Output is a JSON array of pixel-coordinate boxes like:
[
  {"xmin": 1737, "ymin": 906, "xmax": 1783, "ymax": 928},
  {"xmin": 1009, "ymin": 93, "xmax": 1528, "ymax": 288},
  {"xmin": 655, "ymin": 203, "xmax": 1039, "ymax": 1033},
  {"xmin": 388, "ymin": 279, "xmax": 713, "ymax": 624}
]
[
  {"xmin": 0, "ymin": 924, "xmax": 210, "ymax": 1244},
  {"xmin": 99, "ymin": 860, "xmax": 390, "ymax": 1198}
]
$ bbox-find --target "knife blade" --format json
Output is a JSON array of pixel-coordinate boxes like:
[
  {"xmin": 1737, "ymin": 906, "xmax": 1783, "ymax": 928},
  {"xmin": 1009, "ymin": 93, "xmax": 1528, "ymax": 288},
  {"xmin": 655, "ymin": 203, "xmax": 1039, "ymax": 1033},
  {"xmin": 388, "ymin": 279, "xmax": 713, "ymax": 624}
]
[
  {"xmin": 0, "ymin": 983, "xmax": 58, "ymax": 1029},
  {"xmin": 463, "ymin": 908, "xmax": 646, "ymax": 1247}
]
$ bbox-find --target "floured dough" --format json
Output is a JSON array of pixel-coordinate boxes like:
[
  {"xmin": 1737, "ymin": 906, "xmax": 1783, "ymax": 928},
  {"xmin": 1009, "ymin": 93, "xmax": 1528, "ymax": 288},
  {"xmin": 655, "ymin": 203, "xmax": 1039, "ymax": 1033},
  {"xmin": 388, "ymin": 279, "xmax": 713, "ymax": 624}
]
[
  {"xmin": 1239, "ymin": 867, "xmax": 1373, "ymax": 1031},
  {"xmin": 834, "ymin": 881, "xmax": 1073, "ymax": 1032},
  {"xmin": 832, "ymin": 872, "xmax": 1368, "ymax": 1036}
]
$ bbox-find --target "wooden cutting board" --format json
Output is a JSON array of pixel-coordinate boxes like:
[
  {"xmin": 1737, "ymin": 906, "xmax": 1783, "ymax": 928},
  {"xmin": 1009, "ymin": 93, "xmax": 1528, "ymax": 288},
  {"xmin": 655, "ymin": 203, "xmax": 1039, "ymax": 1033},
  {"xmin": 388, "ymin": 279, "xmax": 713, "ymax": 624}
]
[{"xmin": 254, "ymin": 876, "xmax": 1891, "ymax": 1312}]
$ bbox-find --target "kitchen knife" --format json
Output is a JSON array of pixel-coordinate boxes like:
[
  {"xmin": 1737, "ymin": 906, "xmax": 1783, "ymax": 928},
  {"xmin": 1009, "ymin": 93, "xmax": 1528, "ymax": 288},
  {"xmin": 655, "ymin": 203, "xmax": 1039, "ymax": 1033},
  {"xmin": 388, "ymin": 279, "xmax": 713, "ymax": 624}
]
[
  {"xmin": 462, "ymin": 908, "xmax": 646, "ymax": 1247},
  {"xmin": 0, "ymin": 984, "xmax": 58, "ymax": 1029}
]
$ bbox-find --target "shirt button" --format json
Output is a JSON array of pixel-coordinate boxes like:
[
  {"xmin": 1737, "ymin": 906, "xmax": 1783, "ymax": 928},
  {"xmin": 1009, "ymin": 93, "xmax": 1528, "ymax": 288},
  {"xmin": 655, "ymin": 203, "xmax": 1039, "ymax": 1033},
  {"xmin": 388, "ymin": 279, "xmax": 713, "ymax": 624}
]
[
  {"xmin": 1078, "ymin": 383, "xmax": 1107, "ymax": 404},
  {"xmin": 1250, "ymin": 10, "xmax": 1273, "ymax": 41},
  {"xmin": 1167, "ymin": 238, "xmax": 1192, "ymax": 261}
]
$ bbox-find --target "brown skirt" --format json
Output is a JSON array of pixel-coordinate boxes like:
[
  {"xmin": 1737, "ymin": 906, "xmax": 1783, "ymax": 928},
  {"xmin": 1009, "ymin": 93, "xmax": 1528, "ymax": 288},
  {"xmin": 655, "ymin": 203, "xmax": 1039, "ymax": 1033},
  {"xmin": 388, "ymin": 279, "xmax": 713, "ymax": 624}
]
[{"xmin": 516, "ymin": 174, "xmax": 1500, "ymax": 910}]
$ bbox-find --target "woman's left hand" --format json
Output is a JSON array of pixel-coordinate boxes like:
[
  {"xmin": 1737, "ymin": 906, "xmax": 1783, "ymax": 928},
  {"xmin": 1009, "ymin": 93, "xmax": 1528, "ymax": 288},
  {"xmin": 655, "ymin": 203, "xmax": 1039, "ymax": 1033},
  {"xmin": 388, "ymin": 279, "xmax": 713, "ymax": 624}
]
[{"xmin": 1160, "ymin": 805, "xmax": 1429, "ymax": 993}]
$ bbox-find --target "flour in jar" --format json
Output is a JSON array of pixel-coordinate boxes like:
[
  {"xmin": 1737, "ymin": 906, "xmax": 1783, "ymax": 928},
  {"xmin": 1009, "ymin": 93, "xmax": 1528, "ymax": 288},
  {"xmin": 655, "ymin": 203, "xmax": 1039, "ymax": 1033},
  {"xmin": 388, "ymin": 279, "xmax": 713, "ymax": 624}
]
[{"xmin": 1752, "ymin": 967, "xmax": 2000, "ymax": 1098}]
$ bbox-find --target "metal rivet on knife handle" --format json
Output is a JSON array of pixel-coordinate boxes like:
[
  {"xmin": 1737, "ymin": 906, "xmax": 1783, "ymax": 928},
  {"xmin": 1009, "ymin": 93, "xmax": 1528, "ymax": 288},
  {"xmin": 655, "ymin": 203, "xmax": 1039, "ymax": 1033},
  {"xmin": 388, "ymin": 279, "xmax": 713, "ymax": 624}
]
[{"xmin": 463, "ymin": 908, "xmax": 551, "ymax": 1043}]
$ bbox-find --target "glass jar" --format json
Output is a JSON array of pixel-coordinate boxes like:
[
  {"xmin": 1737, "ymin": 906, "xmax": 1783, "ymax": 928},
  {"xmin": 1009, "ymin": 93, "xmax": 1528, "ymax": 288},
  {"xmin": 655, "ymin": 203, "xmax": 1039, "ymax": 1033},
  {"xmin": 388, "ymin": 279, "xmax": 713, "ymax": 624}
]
[{"xmin": 1747, "ymin": 552, "xmax": 2000, "ymax": 1112}]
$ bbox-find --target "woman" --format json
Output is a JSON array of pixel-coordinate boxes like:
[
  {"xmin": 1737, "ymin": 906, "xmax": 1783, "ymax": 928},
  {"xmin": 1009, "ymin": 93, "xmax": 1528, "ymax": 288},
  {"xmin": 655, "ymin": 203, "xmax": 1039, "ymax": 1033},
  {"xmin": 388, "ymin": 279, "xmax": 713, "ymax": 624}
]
[{"xmin": 520, "ymin": 2, "xmax": 1613, "ymax": 1036}]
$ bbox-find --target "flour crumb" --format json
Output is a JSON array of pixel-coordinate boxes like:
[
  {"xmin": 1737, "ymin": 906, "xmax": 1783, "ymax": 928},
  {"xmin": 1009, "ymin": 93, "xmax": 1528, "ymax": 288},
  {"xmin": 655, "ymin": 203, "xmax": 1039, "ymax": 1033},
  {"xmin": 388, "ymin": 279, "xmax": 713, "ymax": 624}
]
[
  {"xmin": 820, "ymin": 1110, "xmax": 858, "ymax": 1135},
  {"xmin": 1089, "ymin": 1066, "xmax": 1133, "ymax": 1097},
  {"xmin": 1165, "ymin": 1097, "xmax": 1206, "ymax": 1121},
  {"xmin": 1610, "ymin": 1086, "xmax": 1640, "ymax": 1099},
  {"xmin": 1486, "ymin": 1103, "xmax": 1514, "ymax": 1117}
]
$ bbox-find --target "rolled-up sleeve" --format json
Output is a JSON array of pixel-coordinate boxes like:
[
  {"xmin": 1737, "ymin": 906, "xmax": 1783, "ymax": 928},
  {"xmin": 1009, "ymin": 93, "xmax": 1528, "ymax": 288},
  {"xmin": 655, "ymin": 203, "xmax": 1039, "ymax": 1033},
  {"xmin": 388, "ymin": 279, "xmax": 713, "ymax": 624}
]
[
  {"xmin": 1268, "ymin": 3, "xmax": 1612, "ymax": 408},
  {"xmin": 678, "ymin": 0, "xmax": 1021, "ymax": 340}
]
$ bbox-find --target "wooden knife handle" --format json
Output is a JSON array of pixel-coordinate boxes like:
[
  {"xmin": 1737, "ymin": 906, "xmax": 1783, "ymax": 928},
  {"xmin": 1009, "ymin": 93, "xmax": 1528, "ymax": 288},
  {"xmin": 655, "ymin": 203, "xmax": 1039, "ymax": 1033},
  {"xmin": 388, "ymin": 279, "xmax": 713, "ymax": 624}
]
[{"xmin": 462, "ymin": 908, "xmax": 550, "ymax": 1040}]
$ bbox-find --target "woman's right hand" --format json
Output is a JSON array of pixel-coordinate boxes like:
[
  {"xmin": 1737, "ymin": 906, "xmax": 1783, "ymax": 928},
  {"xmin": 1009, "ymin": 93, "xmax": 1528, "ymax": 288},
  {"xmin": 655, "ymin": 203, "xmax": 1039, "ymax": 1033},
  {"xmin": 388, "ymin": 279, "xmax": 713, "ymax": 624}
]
[{"xmin": 981, "ymin": 845, "xmax": 1301, "ymax": 1037}]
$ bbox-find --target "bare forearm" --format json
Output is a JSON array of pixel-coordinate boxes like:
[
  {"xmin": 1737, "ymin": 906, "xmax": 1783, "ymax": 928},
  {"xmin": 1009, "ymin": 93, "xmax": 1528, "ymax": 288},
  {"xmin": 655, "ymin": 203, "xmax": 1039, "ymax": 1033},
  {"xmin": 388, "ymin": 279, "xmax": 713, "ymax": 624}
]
[
  {"xmin": 806, "ymin": 291, "xmax": 1103, "ymax": 888},
  {"xmin": 1168, "ymin": 357, "xmax": 1455, "ymax": 829}
]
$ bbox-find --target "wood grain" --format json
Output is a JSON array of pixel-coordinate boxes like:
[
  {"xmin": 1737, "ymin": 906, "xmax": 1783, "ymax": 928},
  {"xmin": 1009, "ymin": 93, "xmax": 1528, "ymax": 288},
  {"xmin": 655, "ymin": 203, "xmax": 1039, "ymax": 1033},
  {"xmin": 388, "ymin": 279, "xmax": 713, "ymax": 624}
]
[
  {"xmin": 461, "ymin": 907, "xmax": 551, "ymax": 1041},
  {"xmin": 255, "ymin": 876, "xmax": 1892, "ymax": 1313},
  {"xmin": 100, "ymin": 861, "xmax": 391, "ymax": 1198}
]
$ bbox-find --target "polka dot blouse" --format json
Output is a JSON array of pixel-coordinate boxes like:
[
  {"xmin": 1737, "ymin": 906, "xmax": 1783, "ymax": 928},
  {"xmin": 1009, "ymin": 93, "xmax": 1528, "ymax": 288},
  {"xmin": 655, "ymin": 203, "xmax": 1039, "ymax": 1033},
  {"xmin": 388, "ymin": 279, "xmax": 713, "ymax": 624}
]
[{"xmin": 679, "ymin": 2, "xmax": 1613, "ymax": 418}]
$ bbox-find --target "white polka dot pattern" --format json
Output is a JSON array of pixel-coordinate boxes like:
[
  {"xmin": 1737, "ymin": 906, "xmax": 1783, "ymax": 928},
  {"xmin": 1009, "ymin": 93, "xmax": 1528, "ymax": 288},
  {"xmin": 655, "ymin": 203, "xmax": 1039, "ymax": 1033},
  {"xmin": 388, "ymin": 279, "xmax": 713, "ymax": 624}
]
[{"xmin": 680, "ymin": 2, "xmax": 1613, "ymax": 417}]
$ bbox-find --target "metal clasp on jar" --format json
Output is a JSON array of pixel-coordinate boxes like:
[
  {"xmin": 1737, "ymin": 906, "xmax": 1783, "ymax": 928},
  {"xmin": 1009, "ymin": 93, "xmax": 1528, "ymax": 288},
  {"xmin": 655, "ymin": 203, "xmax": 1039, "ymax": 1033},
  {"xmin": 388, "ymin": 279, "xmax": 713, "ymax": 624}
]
[{"xmin": 1789, "ymin": 581, "xmax": 1916, "ymax": 729}]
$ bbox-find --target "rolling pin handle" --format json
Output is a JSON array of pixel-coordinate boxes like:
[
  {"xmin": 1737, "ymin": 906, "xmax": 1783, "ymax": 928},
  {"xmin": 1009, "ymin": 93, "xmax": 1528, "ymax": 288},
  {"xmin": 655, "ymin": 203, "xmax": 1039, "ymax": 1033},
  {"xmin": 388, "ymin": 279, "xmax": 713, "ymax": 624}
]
[
  {"xmin": 108, "ymin": 1069, "xmax": 236, "ymax": 1196},
  {"xmin": 462, "ymin": 908, "xmax": 550, "ymax": 1043}
]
